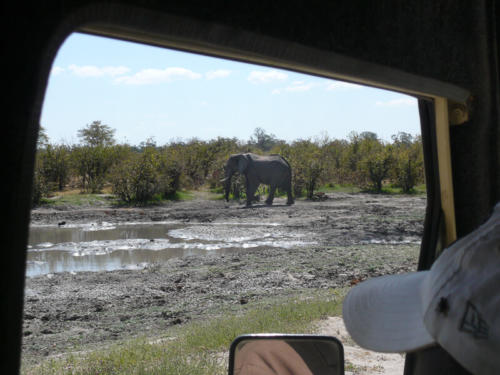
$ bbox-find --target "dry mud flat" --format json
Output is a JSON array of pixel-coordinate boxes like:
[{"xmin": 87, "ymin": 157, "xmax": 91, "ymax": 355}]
[{"xmin": 24, "ymin": 193, "xmax": 426, "ymax": 366}]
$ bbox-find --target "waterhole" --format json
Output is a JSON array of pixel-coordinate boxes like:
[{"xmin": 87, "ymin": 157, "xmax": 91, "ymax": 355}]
[{"xmin": 27, "ymin": 222, "xmax": 316, "ymax": 277}]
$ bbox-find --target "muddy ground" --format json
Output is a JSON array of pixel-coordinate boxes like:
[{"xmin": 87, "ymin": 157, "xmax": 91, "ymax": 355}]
[{"xmin": 23, "ymin": 193, "xmax": 426, "ymax": 366}]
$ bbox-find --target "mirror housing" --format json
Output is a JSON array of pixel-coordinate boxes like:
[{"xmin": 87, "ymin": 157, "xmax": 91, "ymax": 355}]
[{"xmin": 228, "ymin": 334, "xmax": 344, "ymax": 375}]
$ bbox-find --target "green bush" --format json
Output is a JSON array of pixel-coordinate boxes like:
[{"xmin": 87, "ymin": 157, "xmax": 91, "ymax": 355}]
[
  {"xmin": 33, "ymin": 123, "xmax": 426, "ymax": 200},
  {"xmin": 37, "ymin": 144, "xmax": 71, "ymax": 191},
  {"xmin": 281, "ymin": 140, "xmax": 327, "ymax": 199},
  {"xmin": 31, "ymin": 163, "xmax": 50, "ymax": 207},
  {"xmin": 71, "ymin": 145, "xmax": 115, "ymax": 193},
  {"xmin": 157, "ymin": 154, "xmax": 181, "ymax": 198},
  {"xmin": 391, "ymin": 133, "xmax": 424, "ymax": 193},
  {"xmin": 353, "ymin": 135, "xmax": 392, "ymax": 192},
  {"xmin": 110, "ymin": 147, "xmax": 182, "ymax": 204},
  {"xmin": 111, "ymin": 150, "xmax": 158, "ymax": 204}
]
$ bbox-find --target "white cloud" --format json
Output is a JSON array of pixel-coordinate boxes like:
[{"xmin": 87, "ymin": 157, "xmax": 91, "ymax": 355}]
[
  {"xmin": 68, "ymin": 64, "xmax": 130, "ymax": 77},
  {"xmin": 51, "ymin": 66, "xmax": 65, "ymax": 76},
  {"xmin": 272, "ymin": 81, "xmax": 316, "ymax": 94},
  {"xmin": 375, "ymin": 97, "xmax": 417, "ymax": 107},
  {"xmin": 325, "ymin": 81, "xmax": 362, "ymax": 90},
  {"xmin": 114, "ymin": 67, "xmax": 202, "ymax": 85},
  {"xmin": 285, "ymin": 81, "xmax": 315, "ymax": 92},
  {"xmin": 205, "ymin": 69, "xmax": 231, "ymax": 79},
  {"xmin": 248, "ymin": 69, "xmax": 288, "ymax": 84}
]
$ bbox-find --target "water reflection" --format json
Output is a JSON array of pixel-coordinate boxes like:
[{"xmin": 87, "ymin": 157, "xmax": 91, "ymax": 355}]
[
  {"xmin": 27, "ymin": 248, "xmax": 189, "ymax": 276},
  {"xmin": 27, "ymin": 222, "xmax": 315, "ymax": 277},
  {"xmin": 28, "ymin": 222, "xmax": 179, "ymax": 245}
]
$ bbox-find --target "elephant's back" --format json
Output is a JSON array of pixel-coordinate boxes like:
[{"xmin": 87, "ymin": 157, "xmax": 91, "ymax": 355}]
[
  {"xmin": 253, "ymin": 154, "xmax": 289, "ymax": 166},
  {"xmin": 253, "ymin": 156, "xmax": 289, "ymax": 171}
]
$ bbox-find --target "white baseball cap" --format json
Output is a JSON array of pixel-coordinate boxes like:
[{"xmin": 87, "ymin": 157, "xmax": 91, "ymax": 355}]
[{"xmin": 343, "ymin": 203, "xmax": 500, "ymax": 374}]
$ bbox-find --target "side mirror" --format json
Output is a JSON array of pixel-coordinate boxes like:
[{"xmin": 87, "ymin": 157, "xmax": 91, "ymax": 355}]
[{"xmin": 228, "ymin": 334, "xmax": 344, "ymax": 375}]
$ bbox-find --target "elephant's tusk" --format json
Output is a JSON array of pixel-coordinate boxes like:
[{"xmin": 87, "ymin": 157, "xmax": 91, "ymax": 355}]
[{"xmin": 220, "ymin": 177, "xmax": 228, "ymax": 182}]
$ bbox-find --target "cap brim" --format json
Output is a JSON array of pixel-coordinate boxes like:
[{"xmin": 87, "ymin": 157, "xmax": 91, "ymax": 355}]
[{"xmin": 342, "ymin": 272, "xmax": 435, "ymax": 353}]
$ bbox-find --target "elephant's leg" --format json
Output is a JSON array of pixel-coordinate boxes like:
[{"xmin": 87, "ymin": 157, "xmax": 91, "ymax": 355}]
[
  {"xmin": 245, "ymin": 181, "xmax": 259, "ymax": 207},
  {"xmin": 285, "ymin": 177, "xmax": 294, "ymax": 205},
  {"xmin": 266, "ymin": 184, "xmax": 277, "ymax": 205}
]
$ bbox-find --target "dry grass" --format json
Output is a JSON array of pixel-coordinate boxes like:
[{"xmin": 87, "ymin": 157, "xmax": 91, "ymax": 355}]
[{"xmin": 23, "ymin": 290, "xmax": 345, "ymax": 375}]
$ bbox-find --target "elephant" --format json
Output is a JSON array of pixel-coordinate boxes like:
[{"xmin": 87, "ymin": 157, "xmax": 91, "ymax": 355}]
[{"xmin": 221, "ymin": 153, "xmax": 294, "ymax": 207}]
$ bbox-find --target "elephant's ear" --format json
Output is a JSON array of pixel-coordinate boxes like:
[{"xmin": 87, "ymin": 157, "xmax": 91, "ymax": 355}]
[{"xmin": 237, "ymin": 154, "xmax": 249, "ymax": 173}]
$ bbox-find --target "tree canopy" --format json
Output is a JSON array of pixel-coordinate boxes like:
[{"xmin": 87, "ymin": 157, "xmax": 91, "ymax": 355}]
[
  {"xmin": 77, "ymin": 121, "xmax": 116, "ymax": 147},
  {"xmin": 248, "ymin": 127, "xmax": 282, "ymax": 152},
  {"xmin": 32, "ymin": 122, "xmax": 425, "ymax": 206}
]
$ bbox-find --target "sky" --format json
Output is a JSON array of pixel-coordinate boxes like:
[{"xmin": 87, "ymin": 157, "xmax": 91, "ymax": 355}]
[{"xmin": 41, "ymin": 33, "xmax": 420, "ymax": 146}]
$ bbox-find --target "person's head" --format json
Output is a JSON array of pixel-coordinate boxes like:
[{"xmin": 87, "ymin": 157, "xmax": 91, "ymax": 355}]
[{"xmin": 343, "ymin": 203, "xmax": 500, "ymax": 374}]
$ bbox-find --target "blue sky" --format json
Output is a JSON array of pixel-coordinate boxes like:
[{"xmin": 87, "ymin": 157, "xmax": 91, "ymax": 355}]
[{"xmin": 41, "ymin": 33, "xmax": 420, "ymax": 145}]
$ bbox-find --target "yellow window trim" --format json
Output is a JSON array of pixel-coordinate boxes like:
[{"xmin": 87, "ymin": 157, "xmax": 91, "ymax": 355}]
[{"xmin": 435, "ymin": 97, "xmax": 457, "ymax": 246}]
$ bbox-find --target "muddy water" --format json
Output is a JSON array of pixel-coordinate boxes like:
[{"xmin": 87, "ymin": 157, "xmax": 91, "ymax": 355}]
[{"xmin": 27, "ymin": 222, "xmax": 315, "ymax": 277}]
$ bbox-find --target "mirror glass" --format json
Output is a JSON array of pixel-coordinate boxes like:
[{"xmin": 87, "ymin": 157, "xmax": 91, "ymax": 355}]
[{"xmin": 229, "ymin": 335, "xmax": 344, "ymax": 375}]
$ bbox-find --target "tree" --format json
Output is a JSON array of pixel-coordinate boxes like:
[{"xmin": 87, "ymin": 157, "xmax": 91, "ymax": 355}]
[
  {"xmin": 138, "ymin": 137, "xmax": 157, "ymax": 151},
  {"xmin": 164, "ymin": 139, "xmax": 205, "ymax": 188},
  {"xmin": 322, "ymin": 139, "xmax": 349, "ymax": 185},
  {"xmin": 359, "ymin": 131, "xmax": 378, "ymax": 141},
  {"xmin": 77, "ymin": 121, "xmax": 116, "ymax": 147},
  {"xmin": 157, "ymin": 153, "xmax": 181, "ymax": 198},
  {"xmin": 72, "ymin": 122, "xmax": 117, "ymax": 193},
  {"xmin": 110, "ymin": 148, "xmax": 158, "ymax": 204},
  {"xmin": 345, "ymin": 131, "xmax": 362, "ymax": 172},
  {"xmin": 391, "ymin": 133, "xmax": 424, "ymax": 192},
  {"xmin": 287, "ymin": 139, "xmax": 327, "ymax": 198},
  {"xmin": 391, "ymin": 131, "xmax": 413, "ymax": 146},
  {"xmin": 203, "ymin": 137, "xmax": 241, "ymax": 189},
  {"xmin": 38, "ymin": 144, "xmax": 71, "ymax": 191},
  {"xmin": 110, "ymin": 145, "xmax": 181, "ymax": 204},
  {"xmin": 71, "ymin": 145, "xmax": 116, "ymax": 193},
  {"xmin": 32, "ymin": 155, "xmax": 50, "ymax": 206},
  {"xmin": 358, "ymin": 136, "xmax": 393, "ymax": 192},
  {"xmin": 37, "ymin": 125, "xmax": 49, "ymax": 149},
  {"xmin": 248, "ymin": 127, "xmax": 281, "ymax": 152},
  {"xmin": 340, "ymin": 132, "xmax": 364, "ymax": 185}
]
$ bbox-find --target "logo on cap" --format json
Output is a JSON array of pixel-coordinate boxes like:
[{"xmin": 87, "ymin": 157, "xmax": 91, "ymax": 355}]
[{"xmin": 459, "ymin": 301, "xmax": 489, "ymax": 339}]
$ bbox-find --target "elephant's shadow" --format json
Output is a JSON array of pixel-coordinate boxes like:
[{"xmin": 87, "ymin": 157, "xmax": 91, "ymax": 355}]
[{"xmin": 237, "ymin": 204, "xmax": 291, "ymax": 209}]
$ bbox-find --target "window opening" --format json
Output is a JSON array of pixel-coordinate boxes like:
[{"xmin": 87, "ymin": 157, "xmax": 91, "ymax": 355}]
[{"xmin": 24, "ymin": 32, "xmax": 425, "ymax": 374}]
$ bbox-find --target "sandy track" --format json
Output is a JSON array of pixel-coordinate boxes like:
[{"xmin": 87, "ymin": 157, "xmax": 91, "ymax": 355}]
[{"xmin": 317, "ymin": 317, "xmax": 405, "ymax": 374}]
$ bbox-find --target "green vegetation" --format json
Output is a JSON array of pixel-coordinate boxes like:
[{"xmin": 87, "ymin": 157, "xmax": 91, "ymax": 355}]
[
  {"xmin": 316, "ymin": 184, "xmax": 362, "ymax": 194},
  {"xmin": 34, "ymin": 124, "xmax": 425, "ymax": 206},
  {"xmin": 109, "ymin": 141, "xmax": 181, "ymax": 204},
  {"xmin": 25, "ymin": 290, "xmax": 345, "ymax": 375},
  {"xmin": 167, "ymin": 190, "xmax": 195, "ymax": 201},
  {"xmin": 39, "ymin": 192, "xmax": 117, "ymax": 207}
]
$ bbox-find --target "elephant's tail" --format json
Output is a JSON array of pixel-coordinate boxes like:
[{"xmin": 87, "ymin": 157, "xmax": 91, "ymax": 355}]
[
  {"xmin": 277, "ymin": 155, "xmax": 292, "ymax": 171},
  {"xmin": 271, "ymin": 153, "xmax": 293, "ymax": 182},
  {"xmin": 279, "ymin": 156, "xmax": 294, "ymax": 202},
  {"xmin": 278, "ymin": 156, "xmax": 293, "ymax": 187}
]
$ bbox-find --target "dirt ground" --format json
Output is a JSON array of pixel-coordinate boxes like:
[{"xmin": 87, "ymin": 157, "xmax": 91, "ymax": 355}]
[
  {"xmin": 317, "ymin": 316, "xmax": 405, "ymax": 375},
  {"xmin": 24, "ymin": 192, "xmax": 426, "ymax": 370}
]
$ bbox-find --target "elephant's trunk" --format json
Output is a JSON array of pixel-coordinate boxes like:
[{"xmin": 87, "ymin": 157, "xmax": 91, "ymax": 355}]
[{"xmin": 223, "ymin": 172, "xmax": 233, "ymax": 202}]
